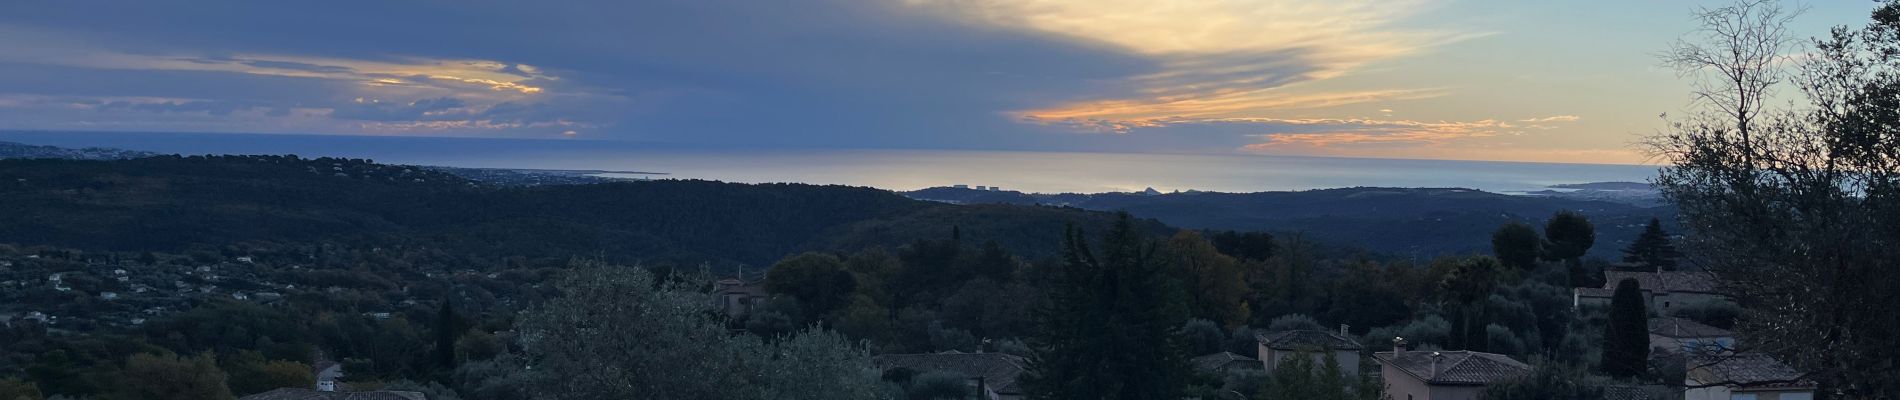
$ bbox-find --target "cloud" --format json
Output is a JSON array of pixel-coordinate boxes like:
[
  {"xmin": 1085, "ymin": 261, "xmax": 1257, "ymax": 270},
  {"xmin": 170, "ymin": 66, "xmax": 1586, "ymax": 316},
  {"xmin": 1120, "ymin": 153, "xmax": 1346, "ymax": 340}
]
[
  {"xmin": 0, "ymin": 0, "xmax": 1509, "ymax": 157},
  {"xmin": 914, "ymin": 0, "xmax": 1486, "ymax": 130},
  {"xmin": 1518, "ymin": 115, "xmax": 1580, "ymax": 123},
  {"xmin": 1210, "ymin": 114, "xmax": 1582, "ymax": 155}
]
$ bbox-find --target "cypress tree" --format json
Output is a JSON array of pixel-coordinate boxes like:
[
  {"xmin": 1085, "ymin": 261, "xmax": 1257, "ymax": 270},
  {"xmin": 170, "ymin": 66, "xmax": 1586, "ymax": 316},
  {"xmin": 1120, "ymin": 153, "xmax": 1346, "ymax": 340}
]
[
  {"xmin": 435, "ymin": 301, "xmax": 460, "ymax": 369},
  {"xmin": 1023, "ymin": 213, "xmax": 1188, "ymax": 400},
  {"xmin": 1601, "ymin": 278, "xmax": 1649, "ymax": 378}
]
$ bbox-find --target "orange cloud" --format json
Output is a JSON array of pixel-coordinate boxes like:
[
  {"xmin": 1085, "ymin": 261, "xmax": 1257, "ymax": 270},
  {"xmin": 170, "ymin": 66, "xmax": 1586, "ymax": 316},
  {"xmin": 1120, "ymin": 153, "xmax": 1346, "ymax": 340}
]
[{"xmin": 916, "ymin": 0, "xmax": 1485, "ymax": 134}]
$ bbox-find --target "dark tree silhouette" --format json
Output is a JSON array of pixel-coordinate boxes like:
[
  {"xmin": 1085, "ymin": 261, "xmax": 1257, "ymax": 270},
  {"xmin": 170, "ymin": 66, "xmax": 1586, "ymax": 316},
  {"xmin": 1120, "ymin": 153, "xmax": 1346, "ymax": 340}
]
[
  {"xmin": 1601, "ymin": 278, "xmax": 1648, "ymax": 379},
  {"xmin": 1544, "ymin": 211, "xmax": 1597, "ymax": 287},
  {"xmin": 1023, "ymin": 213, "xmax": 1188, "ymax": 400},
  {"xmin": 1491, "ymin": 223, "xmax": 1542, "ymax": 271},
  {"xmin": 1620, "ymin": 218, "xmax": 1679, "ymax": 272}
]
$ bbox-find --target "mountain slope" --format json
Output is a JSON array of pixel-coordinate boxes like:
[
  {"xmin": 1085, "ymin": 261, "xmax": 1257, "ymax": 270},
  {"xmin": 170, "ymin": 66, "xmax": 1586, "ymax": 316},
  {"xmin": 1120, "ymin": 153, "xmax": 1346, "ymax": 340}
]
[
  {"xmin": 907, "ymin": 186, "xmax": 1676, "ymax": 258},
  {"xmin": 0, "ymin": 156, "xmax": 1165, "ymax": 266}
]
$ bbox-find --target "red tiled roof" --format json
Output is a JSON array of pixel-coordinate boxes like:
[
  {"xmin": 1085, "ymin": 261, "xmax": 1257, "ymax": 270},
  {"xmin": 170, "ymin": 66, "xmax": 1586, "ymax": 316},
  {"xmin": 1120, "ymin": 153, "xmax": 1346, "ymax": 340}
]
[{"xmin": 1373, "ymin": 350, "xmax": 1532, "ymax": 386}]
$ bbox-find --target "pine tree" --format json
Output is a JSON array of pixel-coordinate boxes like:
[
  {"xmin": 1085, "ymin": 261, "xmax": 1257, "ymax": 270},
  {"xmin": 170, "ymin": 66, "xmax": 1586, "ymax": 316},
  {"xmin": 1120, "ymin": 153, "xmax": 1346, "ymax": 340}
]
[
  {"xmin": 1621, "ymin": 218, "xmax": 1680, "ymax": 271},
  {"xmin": 1543, "ymin": 211, "xmax": 1596, "ymax": 287},
  {"xmin": 1492, "ymin": 223, "xmax": 1542, "ymax": 271},
  {"xmin": 1601, "ymin": 278, "xmax": 1649, "ymax": 379},
  {"xmin": 1023, "ymin": 213, "xmax": 1188, "ymax": 400}
]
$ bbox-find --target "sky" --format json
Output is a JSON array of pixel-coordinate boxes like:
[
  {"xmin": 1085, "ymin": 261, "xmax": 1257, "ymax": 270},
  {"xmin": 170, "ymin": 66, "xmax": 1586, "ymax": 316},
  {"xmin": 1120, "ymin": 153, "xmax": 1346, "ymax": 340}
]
[{"xmin": 0, "ymin": 1, "xmax": 1878, "ymax": 164}]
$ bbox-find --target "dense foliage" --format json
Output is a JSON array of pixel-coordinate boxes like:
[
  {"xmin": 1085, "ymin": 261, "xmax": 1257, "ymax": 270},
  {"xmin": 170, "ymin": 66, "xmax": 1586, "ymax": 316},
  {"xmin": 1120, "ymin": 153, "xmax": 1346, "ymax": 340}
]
[
  {"xmin": 1022, "ymin": 214, "xmax": 1188, "ymax": 400},
  {"xmin": 1649, "ymin": 0, "xmax": 1900, "ymax": 395}
]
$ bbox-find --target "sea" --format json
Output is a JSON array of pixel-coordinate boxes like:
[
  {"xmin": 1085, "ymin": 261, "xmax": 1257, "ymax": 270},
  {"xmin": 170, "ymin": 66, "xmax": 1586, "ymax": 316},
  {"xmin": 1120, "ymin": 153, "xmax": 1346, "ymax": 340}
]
[{"xmin": 0, "ymin": 131, "xmax": 1662, "ymax": 194}]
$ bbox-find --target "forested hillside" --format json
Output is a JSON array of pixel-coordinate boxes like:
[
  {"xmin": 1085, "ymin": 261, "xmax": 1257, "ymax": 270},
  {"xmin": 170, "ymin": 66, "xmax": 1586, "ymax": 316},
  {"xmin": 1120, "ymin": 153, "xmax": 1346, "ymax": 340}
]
[
  {"xmin": 908, "ymin": 186, "xmax": 1676, "ymax": 258},
  {"xmin": 0, "ymin": 155, "xmax": 1165, "ymax": 267}
]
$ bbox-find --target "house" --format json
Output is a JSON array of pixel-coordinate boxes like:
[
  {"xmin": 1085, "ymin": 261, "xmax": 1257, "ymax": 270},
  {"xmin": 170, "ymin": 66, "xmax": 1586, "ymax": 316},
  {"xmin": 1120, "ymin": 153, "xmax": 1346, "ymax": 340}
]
[
  {"xmin": 236, "ymin": 388, "xmax": 424, "ymax": 400},
  {"xmin": 313, "ymin": 352, "xmax": 344, "ymax": 392},
  {"xmin": 1685, "ymin": 353, "xmax": 1816, "ymax": 400},
  {"xmin": 714, "ymin": 277, "xmax": 767, "ymax": 322},
  {"xmin": 1255, "ymin": 326, "xmax": 1364, "ymax": 375},
  {"xmin": 1189, "ymin": 351, "xmax": 1262, "ymax": 374},
  {"xmin": 1649, "ymin": 317, "xmax": 1734, "ymax": 355},
  {"xmin": 872, "ymin": 352, "xmax": 1027, "ymax": 400},
  {"xmin": 1574, "ymin": 270, "xmax": 1724, "ymax": 314},
  {"xmin": 1373, "ymin": 339, "xmax": 1533, "ymax": 400}
]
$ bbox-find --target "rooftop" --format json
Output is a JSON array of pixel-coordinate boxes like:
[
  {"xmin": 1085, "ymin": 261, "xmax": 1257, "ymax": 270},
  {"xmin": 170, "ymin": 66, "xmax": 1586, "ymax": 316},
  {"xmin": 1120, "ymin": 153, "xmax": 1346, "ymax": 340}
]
[
  {"xmin": 1372, "ymin": 350, "xmax": 1532, "ymax": 386},
  {"xmin": 1256, "ymin": 330, "xmax": 1364, "ymax": 351},
  {"xmin": 1601, "ymin": 271, "xmax": 1720, "ymax": 294},
  {"xmin": 1189, "ymin": 351, "xmax": 1259, "ymax": 372},
  {"xmin": 1649, "ymin": 317, "xmax": 1732, "ymax": 339},
  {"xmin": 873, "ymin": 351, "xmax": 1028, "ymax": 395},
  {"xmin": 237, "ymin": 388, "xmax": 426, "ymax": 400},
  {"xmin": 1691, "ymin": 353, "xmax": 1815, "ymax": 389}
]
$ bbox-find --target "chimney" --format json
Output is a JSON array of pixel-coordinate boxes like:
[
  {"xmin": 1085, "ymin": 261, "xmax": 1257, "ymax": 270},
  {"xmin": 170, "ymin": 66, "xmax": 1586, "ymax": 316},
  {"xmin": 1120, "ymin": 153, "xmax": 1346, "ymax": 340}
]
[
  {"xmin": 1393, "ymin": 336, "xmax": 1406, "ymax": 353},
  {"xmin": 1430, "ymin": 352, "xmax": 1446, "ymax": 380},
  {"xmin": 1339, "ymin": 324, "xmax": 1349, "ymax": 336}
]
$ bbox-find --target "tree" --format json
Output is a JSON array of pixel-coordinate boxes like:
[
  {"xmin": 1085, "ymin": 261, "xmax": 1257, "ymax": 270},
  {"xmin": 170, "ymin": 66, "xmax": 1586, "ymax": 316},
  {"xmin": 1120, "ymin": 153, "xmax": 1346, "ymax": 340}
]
[
  {"xmin": 1543, "ymin": 211, "xmax": 1596, "ymax": 262},
  {"xmin": 1651, "ymin": 1, "xmax": 1900, "ymax": 395},
  {"xmin": 1490, "ymin": 223, "xmax": 1542, "ymax": 271},
  {"xmin": 1620, "ymin": 218, "xmax": 1679, "ymax": 271},
  {"xmin": 763, "ymin": 252, "xmax": 858, "ymax": 321},
  {"xmin": 0, "ymin": 377, "xmax": 41, "ymax": 400},
  {"xmin": 1210, "ymin": 231, "xmax": 1275, "ymax": 261},
  {"xmin": 1480, "ymin": 359, "xmax": 1606, "ymax": 400},
  {"xmin": 1181, "ymin": 319, "xmax": 1226, "ymax": 356},
  {"xmin": 1165, "ymin": 231, "xmax": 1249, "ymax": 327},
  {"xmin": 1022, "ymin": 214, "xmax": 1188, "ymax": 400},
  {"xmin": 1256, "ymin": 350, "xmax": 1380, "ymax": 400},
  {"xmin": 1662, "ymin": 0, "xmax": 1800, "ymax": 150},
  {"xmin": 1600, "ymin": 278, "xmax": 1648, "ymax": 379},
  {"xmin": 518, "ymin": 262, "xmax": 891, "ymax": 400},
  {"xmin": 434, "ymin": 301, "xmax": 461, "ymax": 370},
  {"xmin": 223, "ymin": 351, "xmax": 312, "ymax": 396},
  {"xmin": 1440, "ymin": 257, "xmax": 1501, "ymax": 351},
  {"xmin": 1265, "ymin": 314, "xmax": 1324, "ymax": 333},
  {"xmin": 1542, "ymin": 211, "xmax": 1596, "ymax": 287},
  {"xmin": 121, "ymin": 352, "xmax": 234, "ymax": 400}
]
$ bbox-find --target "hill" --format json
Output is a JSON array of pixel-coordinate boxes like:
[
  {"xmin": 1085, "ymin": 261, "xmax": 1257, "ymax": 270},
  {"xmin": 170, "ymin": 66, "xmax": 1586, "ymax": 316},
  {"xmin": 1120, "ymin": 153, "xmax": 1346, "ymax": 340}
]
[
  {"xmin": 0, "ymin": 140, "xmax": 158, "ymax": 160},
  {"xmin": 906, "ymin": 186, "xmax": 1676, "ymax": 258},
  {"xmin": 0, "ymin": 155, "xmax": 1167, "ymax": 267}
]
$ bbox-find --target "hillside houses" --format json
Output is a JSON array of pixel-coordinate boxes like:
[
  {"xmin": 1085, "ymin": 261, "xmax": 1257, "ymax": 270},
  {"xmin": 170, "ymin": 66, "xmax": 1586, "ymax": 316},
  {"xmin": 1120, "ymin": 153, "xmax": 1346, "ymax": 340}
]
[
  {"xmin": 1373, "ymin": 339, "xmax": 1533, "ymax": 400},
  {"xmin": 1574, "ymin": 270, "xmax": 1724, "ymax": 314},
  {"xmin": 1650, "ymin": 317, "xmax": 1734, "ymax": 355},
  {"xmin": 1254, "ymin": 327, "xmax": 1364, "ymax": 375},
  {"xmin": 1686, "ymin": 353, "xmax": 1817, "ymax": 400}
]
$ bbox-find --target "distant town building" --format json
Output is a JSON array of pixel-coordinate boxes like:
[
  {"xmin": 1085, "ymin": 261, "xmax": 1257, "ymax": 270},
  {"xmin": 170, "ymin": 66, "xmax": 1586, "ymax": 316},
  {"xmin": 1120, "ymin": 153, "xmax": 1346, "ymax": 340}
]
[
  {"xmin": 1574, "ymin": 270, "xmax": 1723, "ymax": 314},
  {"xmin": 1685, "ymin": 353, "xmax": 1815, "ymax": 400},
  {"xmin": 313, "ymin": 351, "xmax": 344, "ymax": 392},
  {"xmin": 873, "ymin": 351, "xmax": 1027, "ymax": 400},
  {"xmin": 953, "ymin": 184, "xmax": 969, "ymax": 189},
  {"xmin": 1255, "ymin": 326, "xmax": 1364, "ymax": 375},
  {"xmin": 714, "ymin": 276, "xmax": 767, "ymax": 323},
  {"xmin": 1373, "ymin": 339, "xmax": 1532, "ymax": 400}
]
